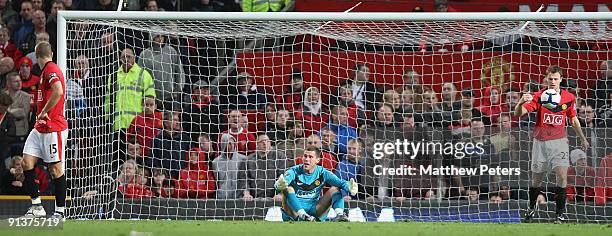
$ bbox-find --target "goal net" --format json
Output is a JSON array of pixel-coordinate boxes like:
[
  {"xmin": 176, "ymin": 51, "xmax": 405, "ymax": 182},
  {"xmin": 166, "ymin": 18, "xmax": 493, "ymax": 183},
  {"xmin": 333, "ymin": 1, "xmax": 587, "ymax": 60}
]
[{"xmin": 60, "ymin": 12, "xmax": 612, "ymax": 222}]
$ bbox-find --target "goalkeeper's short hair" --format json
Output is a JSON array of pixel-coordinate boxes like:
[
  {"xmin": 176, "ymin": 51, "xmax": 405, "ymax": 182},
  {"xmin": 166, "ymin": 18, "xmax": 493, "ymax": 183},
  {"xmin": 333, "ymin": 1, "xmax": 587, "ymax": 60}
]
[{"xmin": 304, "ymin": 146, "xmax": 322, "ymax": 158}]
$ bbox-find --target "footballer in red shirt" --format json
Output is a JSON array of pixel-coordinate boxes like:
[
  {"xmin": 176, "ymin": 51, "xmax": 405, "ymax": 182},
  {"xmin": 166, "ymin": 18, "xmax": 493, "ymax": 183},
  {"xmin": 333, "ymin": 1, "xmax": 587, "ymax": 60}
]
[
  {"xmin": 515, "ymin": 65, "xmax": 589, "ymax": 223},
  {"xmin": 21, "ymin": 42, "xmax": 68, "ymax": 219}
]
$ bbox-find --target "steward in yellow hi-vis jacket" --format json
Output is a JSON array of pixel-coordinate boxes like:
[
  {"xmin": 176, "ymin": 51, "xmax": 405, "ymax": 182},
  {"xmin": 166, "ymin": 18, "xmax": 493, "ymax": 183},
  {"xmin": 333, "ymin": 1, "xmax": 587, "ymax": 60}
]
[
  {"xmin": 241, "ymin": 0, "xmax": 294, "ymax": 12},
  {"xmin": 105, "ymin": 48, "xmax": 156, "ymax": 131}
]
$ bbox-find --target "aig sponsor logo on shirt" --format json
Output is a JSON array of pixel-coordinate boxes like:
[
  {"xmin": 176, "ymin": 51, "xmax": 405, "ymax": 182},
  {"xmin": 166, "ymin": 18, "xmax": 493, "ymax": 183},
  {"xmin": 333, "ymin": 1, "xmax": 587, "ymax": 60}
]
[{"xmin": 543, "ymin": 113, "xmax": 563, "ymax": 125}]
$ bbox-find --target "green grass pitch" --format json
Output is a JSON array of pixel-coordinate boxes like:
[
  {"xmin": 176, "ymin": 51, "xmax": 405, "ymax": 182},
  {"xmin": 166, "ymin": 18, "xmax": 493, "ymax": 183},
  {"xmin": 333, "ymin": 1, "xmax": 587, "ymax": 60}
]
[{"xmin": 2, "ymin": 221, "xmax": 612, "ymax": 236}]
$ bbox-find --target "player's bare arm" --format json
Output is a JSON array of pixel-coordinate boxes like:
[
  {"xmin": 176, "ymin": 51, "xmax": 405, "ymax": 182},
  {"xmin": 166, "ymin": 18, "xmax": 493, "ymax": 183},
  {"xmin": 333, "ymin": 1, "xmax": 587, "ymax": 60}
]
[
  {"xmin": 570, "ymin": 116, "xmax": 590, "ymax": 150},
  {"xmin": 37, "ymin": 82, "xmax": 63, "ymax": 122},
  {"xmin": 514, "ymin": 92, "xmax": 532, "ymax": 117}
]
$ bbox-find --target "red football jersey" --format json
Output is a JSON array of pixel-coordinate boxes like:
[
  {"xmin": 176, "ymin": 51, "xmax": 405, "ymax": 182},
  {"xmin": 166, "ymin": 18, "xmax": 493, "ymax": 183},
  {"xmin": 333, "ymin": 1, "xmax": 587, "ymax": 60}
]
[
  {"xmin": 35, "ymin": 61, "xmax": 68, "ymax": 133},
  {"xmin": 523, "ymin": 89, "xmax": 577, "ymax": 141},
  {"xmin": 220, "ymin": 128, "xmax": 256, "ymax": 155}
]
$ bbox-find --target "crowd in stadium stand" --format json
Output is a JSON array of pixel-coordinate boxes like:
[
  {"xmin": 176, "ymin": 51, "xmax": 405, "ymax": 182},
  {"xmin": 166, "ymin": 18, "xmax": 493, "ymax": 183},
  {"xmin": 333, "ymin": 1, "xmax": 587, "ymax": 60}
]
[{"xmin": 0, "ymin": 0, "xmax": 611, "ymax": 206}]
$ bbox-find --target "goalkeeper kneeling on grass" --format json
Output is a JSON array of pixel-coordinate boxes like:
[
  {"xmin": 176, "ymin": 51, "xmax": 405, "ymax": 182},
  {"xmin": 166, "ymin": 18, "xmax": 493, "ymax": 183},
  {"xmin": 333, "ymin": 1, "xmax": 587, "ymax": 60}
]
[{"xmin": 275, "ymin": 146, "xmax": 358, "ymax": 222}]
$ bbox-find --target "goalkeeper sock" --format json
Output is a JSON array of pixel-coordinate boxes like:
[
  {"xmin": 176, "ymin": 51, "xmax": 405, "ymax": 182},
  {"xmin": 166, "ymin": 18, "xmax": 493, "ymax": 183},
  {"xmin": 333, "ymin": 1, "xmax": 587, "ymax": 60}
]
[
  {"xmin": 331, "ymin": 190, "xmax": 345, "ymax": 215},
  {"xmin": 528, "ymin": 187, "xmax": 540, "ymax": 209},
  {"xmin": 287, "ymin": 192, "xmax": 305, "ymax": 215},
  {"xmin": 23, "ymin": 168, "xmax": 41, "ymax": 205},
  {"xmin": 555, "ymin": 186, "xmax": 567, "ymax": 215},
  {"xmin": 54, "ymin": 174, "xmax": 67, "ymax": 213}
]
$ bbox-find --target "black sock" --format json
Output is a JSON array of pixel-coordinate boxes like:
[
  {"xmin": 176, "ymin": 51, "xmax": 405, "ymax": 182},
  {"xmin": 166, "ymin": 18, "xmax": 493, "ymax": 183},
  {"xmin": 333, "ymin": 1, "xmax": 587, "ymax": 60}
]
[
  {"xmin": 529, "ymin": 187, "xmax": 540, "ymax": 209},
  {"xmin": 53, "ymin": 174, "xmax": 67, "ymax": 208},
  {"xmin": 555, "ymin": 187, "xmax": 567, "ymax": 215},
  {"xmin": 23, "ymin": 169, "xmax": 40, "ymax": 204}
]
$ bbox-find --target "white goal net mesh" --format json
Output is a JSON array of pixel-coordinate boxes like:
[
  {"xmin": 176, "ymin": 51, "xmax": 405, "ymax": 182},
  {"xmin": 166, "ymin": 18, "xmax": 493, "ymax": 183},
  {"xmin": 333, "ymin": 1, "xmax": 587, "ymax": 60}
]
[{"xmin": 63, "ymin": 16, "xmax": 612, "ymax": 222}]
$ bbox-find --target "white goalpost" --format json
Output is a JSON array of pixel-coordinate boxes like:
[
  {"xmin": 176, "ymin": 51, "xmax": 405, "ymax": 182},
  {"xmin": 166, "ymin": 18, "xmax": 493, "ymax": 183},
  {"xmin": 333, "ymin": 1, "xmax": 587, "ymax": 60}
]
[{"xmin": 58, "ymin": 11, "xmax": 612, "ymax": 222}]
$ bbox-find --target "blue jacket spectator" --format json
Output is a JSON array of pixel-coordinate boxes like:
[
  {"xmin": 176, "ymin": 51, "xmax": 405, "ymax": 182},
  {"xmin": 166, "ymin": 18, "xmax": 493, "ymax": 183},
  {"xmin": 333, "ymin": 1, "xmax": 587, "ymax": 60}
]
[
  {"xmin": 334, "ymin": 139, "xmax": 364, "ymax": 197},
  {"xmin": 13, "ymin": 1, "xmax": 33, "ymax": 49},
  {"xmin": 149, "ymin": 111, "xmax": 192, "ymax": 179},
  {"xmin": 320, "ymin": 105, "xmax": 358, "ymax": 156}
]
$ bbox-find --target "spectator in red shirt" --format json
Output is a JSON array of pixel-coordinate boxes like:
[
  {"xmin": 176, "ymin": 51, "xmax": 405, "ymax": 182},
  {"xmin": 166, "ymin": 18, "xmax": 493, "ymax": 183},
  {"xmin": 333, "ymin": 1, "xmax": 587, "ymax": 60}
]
[
  {"xmin": 0, "ymin": 27, "xmax": 23, "ymax": 62},
  {"xmin": 567, "ymin": 149, "xmax": 596, "ymax": 202},
  {"xmin": 295, "ymin": 134, "xmax": 338, "ymax": 172},
  {"xmin": 117, "ymin": 159, "xmax": 153, "ymax": 198},
  {"xmin": 16, "ymin": 57, "xmax": 39, "ymax": 106},
  {"xmin": 295, "ymin": 87, "xmax": 329, "ymax": 137},
  {"xmin": 479, "ymin": 86, "xmax": 503, "ymax": 124},
  {"xmin": 596, "ymin": 152, "xmax": 612, "ymax": 204},
  {"xmin": 176, "ymin": 147, "xmax": 216, "ymax": 199},
  {"xmin": 150, "ymin": 168, "xmax": 177, "ymax": 198},
  {"xmin": 221, "ymin": 109, "xmax": 256, "ymax": 155},
  {"xmin": 126, "ymin": 96, "xmax": 163, "ymax": 156}
]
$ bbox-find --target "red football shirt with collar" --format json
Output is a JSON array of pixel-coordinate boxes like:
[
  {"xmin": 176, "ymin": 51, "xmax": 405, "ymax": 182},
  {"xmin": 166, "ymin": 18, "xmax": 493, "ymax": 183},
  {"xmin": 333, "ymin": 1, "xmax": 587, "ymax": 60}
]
[
  {"xmin": 522, "ymin": 89, "xmax": 577, "ymax": 141},
  {"xmin": 35, "ymin": 61, "xmax": 68, "ymax": 133},
  {"xmin": 220, "ymin": 127, "xmax": 256, "ymax": 155}
]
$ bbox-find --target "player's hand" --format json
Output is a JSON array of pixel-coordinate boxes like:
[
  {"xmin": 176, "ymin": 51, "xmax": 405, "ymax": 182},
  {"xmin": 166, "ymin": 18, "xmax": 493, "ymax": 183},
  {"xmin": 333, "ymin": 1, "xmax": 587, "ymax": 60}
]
[
  {"xmin": 275, "ymin": 174, "xmax": 288, "ymax": 192},
  {"xmin": 348, "ymin": 178, "xmax": 358, "ymax": 196},
  {"xmin": 12, "ymin": 181, "xmax": 22, "ymax": 187},
  {"xmin": 581, "ymin": 138, "xmax": 590, "ymax": 150},
  {"xmin": 36, "ymin": 111, "xmax": 49, "ymax": 124},
  {"xmin": 519, "ymin": 93, "xmax": 533, "ymax": 104}
]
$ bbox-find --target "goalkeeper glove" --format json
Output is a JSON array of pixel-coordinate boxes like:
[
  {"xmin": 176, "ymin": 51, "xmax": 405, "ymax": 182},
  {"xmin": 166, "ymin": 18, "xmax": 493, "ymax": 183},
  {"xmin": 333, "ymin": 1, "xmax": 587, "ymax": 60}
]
[
  {"xmin": 275, "ymin": 174, "xmax": 288, "ymax": 192},
  {"xmin": 349, "ymin": 178, "xmax": 358, "ymax": 196}
]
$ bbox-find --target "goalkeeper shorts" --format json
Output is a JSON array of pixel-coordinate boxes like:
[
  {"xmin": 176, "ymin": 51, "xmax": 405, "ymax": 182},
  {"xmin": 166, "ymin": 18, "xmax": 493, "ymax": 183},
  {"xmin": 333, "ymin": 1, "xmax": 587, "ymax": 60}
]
[{"xmin": 281, "ymin": 202, "xmax": 329, "ymax": 222}]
